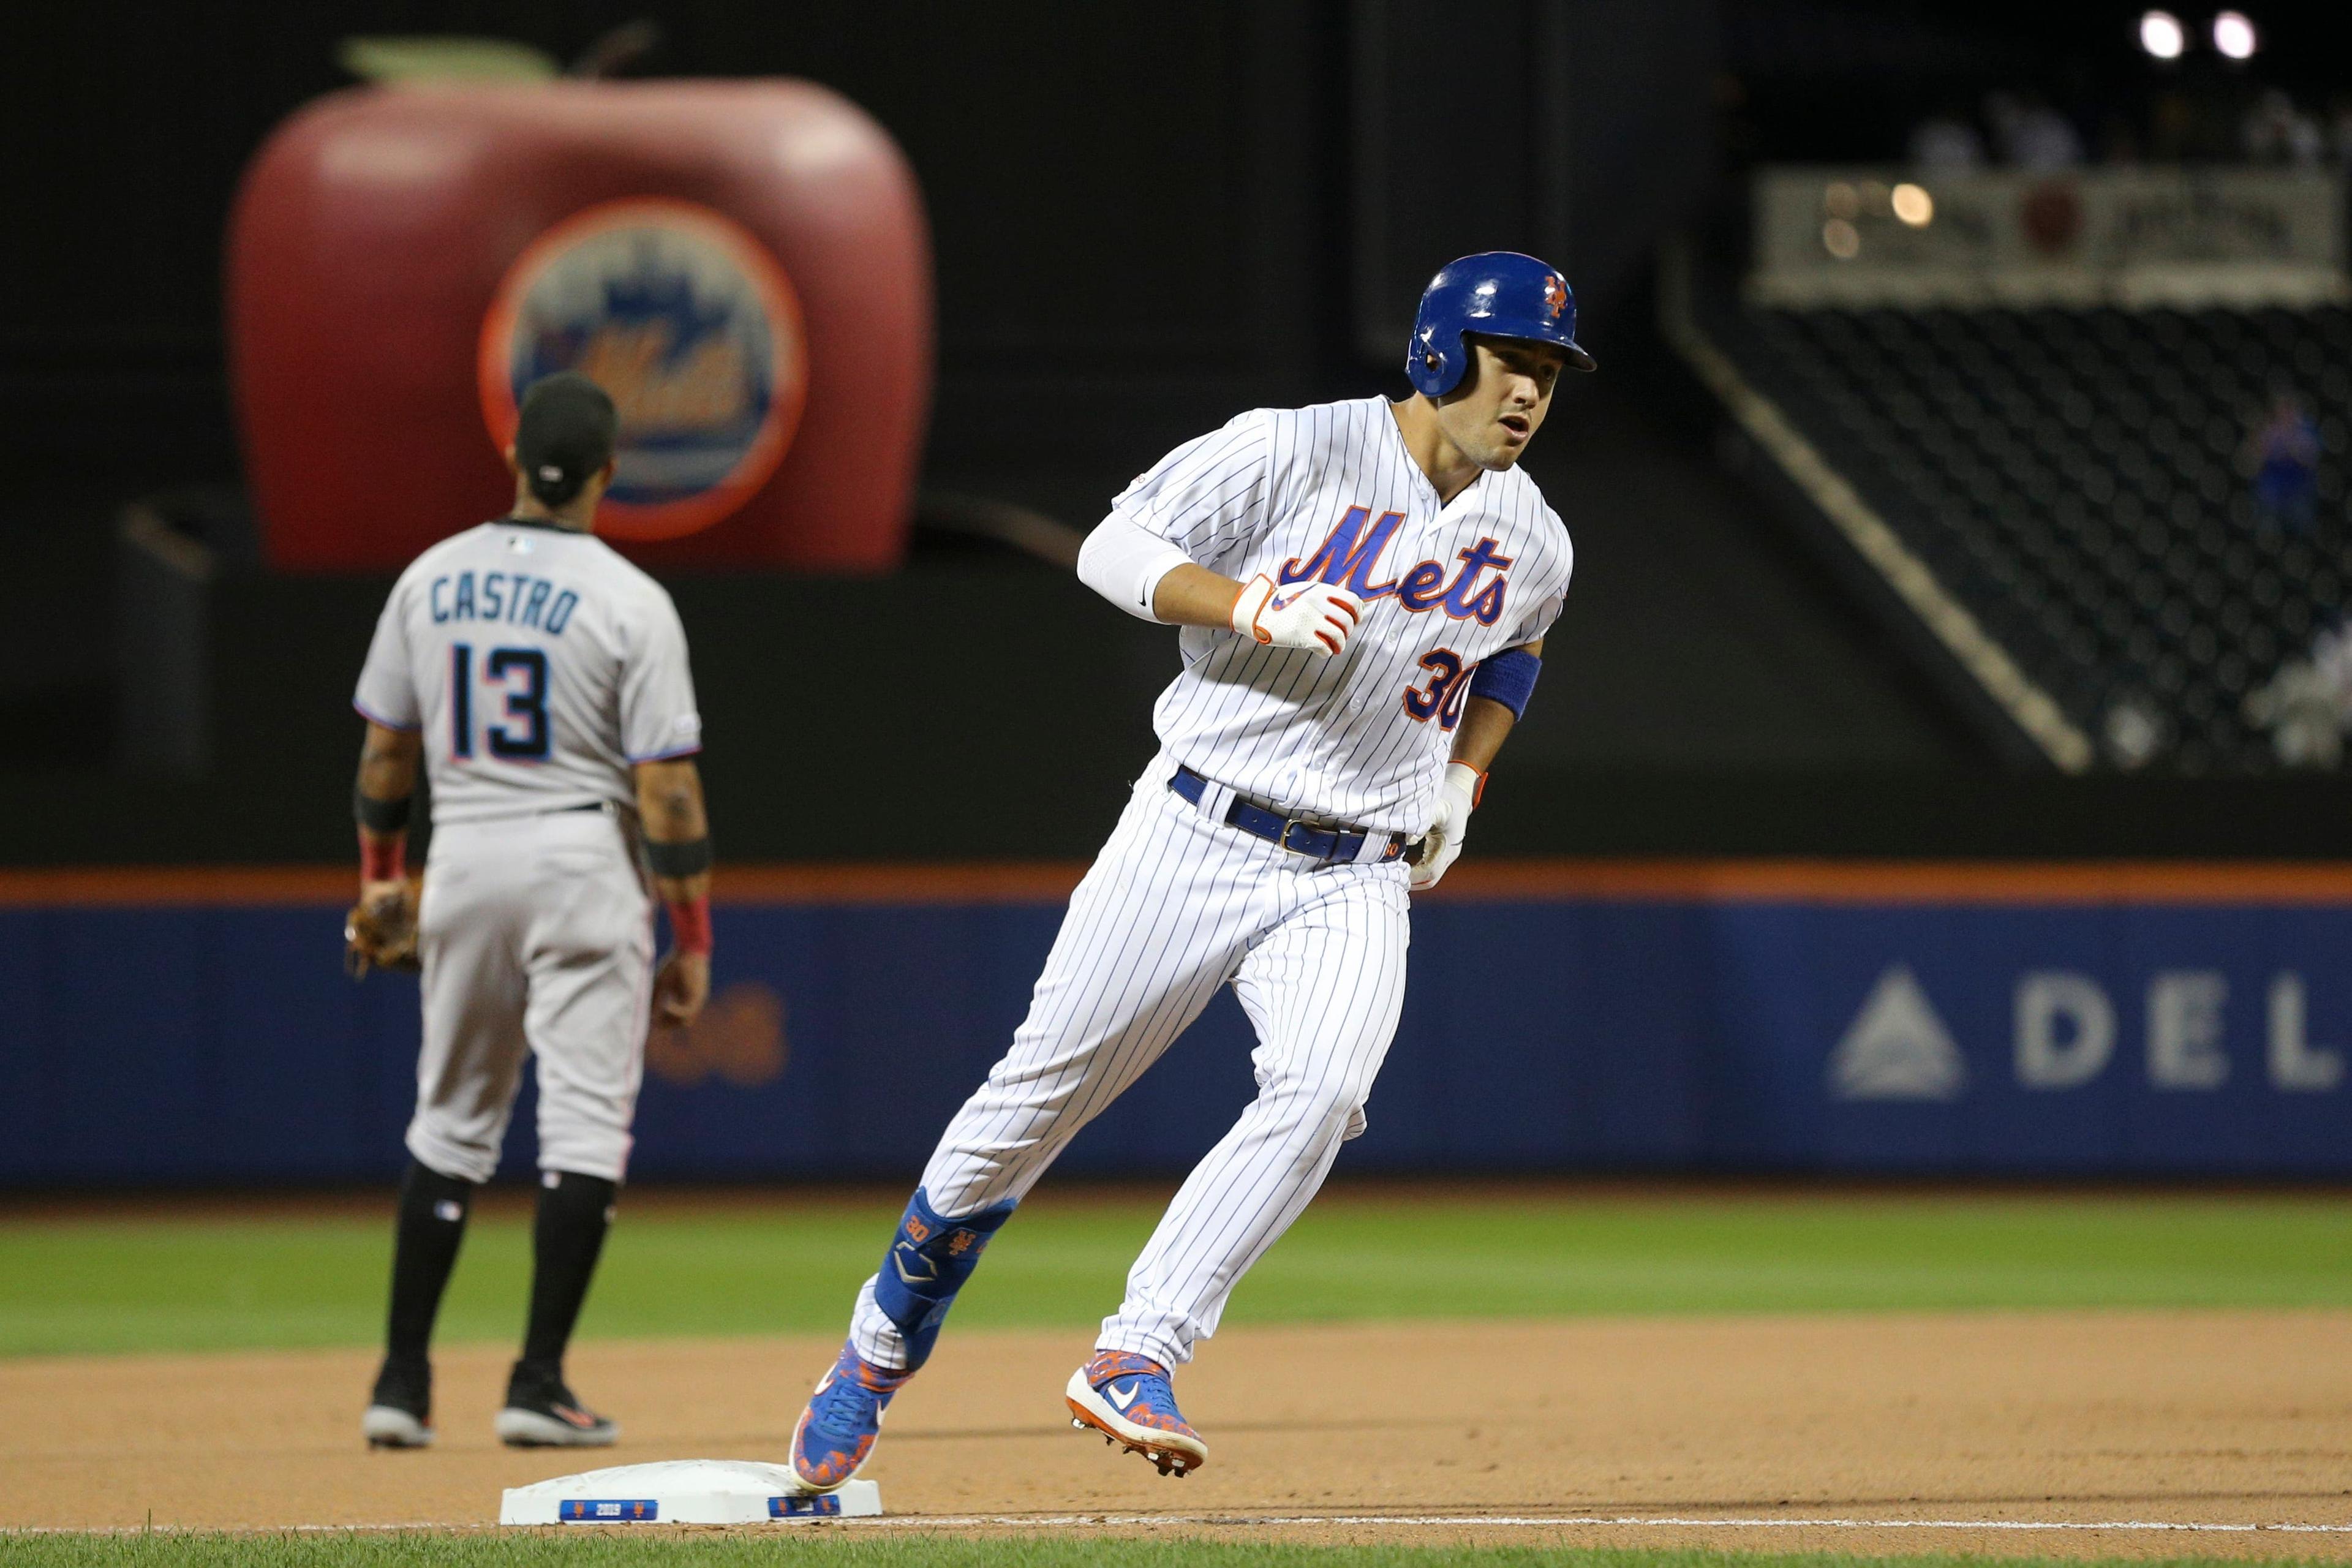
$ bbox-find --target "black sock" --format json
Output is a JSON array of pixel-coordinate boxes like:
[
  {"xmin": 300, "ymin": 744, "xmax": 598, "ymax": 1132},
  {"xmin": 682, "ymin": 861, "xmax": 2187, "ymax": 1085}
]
[
  {"xmin": 517, "ymin": 1170, "xmax": 617, "ymax": 1381},
  {"xmin": 385, "ymin": 1159, "xmax": 475, "ymax": 1367}
]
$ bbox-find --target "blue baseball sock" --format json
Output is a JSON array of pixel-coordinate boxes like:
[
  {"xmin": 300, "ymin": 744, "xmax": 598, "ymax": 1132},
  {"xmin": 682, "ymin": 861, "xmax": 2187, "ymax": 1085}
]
[{"xmin": 869, "ymin": 1187, "xmax": 1016, "ymax": 1370}]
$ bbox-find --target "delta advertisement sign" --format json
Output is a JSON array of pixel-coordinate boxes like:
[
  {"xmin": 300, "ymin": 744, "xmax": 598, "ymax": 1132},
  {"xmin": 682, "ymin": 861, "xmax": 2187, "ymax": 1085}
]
[
  {"xmin": 1699, "ymin": 896, "xmax": 2352, "ymax": 1172},
  {"xmin": 1829, "ymin": 964, "xmax": 2339, "ymax": 1102}
]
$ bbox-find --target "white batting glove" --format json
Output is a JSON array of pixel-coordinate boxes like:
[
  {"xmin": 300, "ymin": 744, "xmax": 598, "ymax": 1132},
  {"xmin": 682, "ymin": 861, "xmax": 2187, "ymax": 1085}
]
[
  {"xmin": 1409, "ymin": 762, "xmax": 1485, "ymax": 892},
  {"xmin": 1231, "ymin": 573, "xmax": 1363, "ymax": 656}
]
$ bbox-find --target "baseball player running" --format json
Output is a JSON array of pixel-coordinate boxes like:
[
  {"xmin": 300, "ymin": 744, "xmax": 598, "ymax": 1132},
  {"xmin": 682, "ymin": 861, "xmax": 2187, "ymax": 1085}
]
[
  {"xmin": 346, "ymin": 372, "xmax": 715, "ymax": 1450},
  {"xmin": 787, "ymin": 252, "xmax": 1591, "ymax": 1487}
]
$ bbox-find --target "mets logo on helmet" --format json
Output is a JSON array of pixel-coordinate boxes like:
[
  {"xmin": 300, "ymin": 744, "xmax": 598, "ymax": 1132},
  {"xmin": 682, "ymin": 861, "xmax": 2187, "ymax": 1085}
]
[{"xmin": 1542, "ymin": 274, "xmax": 1569, "ymax": 320}]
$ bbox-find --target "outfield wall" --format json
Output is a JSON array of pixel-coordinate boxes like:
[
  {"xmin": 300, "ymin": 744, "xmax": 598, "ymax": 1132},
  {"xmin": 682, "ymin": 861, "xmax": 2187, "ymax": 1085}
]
[{"xmin": 7, "ymin": 862, "xmax": 2352, "ymax": 1185}]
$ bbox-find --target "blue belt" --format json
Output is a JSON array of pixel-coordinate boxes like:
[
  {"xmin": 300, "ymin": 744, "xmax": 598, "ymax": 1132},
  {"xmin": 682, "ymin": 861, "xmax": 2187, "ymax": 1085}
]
[{"xmin": 1169, "ymin": 766, "xmax": 1405, "ymax": 865}]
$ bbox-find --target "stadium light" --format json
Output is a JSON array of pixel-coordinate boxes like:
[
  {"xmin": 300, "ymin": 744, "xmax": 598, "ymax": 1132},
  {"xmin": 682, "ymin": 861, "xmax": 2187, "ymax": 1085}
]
[
  {"xmin": 2138, "ymin": 9, "xmax": 2185, "ymax": 59},
  {"xmin": 2212, "ymin": 11, "xmax": 2258, "ymax": 60},
  {"xmin": 1891, "ymin": 183, "xmax": 1934, "ymax": 227}
]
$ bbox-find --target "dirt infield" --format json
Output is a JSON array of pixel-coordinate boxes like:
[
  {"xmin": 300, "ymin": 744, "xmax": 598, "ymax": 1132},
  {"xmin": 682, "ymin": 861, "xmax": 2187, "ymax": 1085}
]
[{"xmin": 9, "ymin": 1311, "xmax": 2351, "ymax": 1556}]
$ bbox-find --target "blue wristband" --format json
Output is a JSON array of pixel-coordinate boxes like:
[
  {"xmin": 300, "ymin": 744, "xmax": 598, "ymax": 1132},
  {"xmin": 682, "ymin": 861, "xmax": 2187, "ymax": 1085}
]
[{"xmin": 1468, "ymin": 647, "xmax": 1541, "ymax": 720}]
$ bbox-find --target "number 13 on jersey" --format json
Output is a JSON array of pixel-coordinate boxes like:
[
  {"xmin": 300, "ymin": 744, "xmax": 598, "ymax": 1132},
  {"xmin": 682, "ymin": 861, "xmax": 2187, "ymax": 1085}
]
[{"xmin": 450, "ymin": 643, "xmax": 551, "ymax": 760}]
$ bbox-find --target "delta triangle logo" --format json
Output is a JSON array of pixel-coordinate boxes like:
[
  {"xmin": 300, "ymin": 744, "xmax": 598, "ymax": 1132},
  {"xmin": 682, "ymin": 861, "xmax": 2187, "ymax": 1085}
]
[{"xmin": 1826, "ymin": 963, "xmax": 1967, "ymax": 1101}]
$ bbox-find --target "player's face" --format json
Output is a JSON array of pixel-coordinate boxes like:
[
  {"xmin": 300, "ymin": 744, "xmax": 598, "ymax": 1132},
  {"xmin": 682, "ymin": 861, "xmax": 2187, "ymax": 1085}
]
[{"xmin": 1438, "ymin": 337, "xmax": 1566, "ymax": 470}]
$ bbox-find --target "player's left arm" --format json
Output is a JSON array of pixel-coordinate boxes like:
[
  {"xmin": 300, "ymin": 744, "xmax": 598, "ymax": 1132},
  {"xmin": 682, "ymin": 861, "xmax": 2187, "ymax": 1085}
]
[
  {"xmin": 635, "ymin": 757, "xmax": 713, "ymax": 1027},
  {"xmin": 1450, "ymin": 638, "xmax": 1541, "ymax": 773},
  {"xmin": 617, "ymin": 582, "xmax": 712, "ymax": 1026},
  {"xmin": 1410, "ymin": 636, "xmax": 1544, "ymax": 892}
]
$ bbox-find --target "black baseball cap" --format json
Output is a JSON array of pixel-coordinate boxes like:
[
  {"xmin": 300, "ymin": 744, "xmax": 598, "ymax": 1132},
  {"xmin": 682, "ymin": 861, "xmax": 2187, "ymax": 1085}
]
[{"xmin": 513, "ymin": 372, "xmax": 619, "ymax": 506}]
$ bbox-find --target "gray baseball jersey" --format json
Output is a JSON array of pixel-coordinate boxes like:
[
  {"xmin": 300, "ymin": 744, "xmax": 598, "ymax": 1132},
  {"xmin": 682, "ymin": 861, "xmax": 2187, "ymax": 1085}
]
[
  {"xmin": 354, "ymin": 518, "xmax": 702, "ymax": 822},
  {"xmin": 353, "ymin": 516, "xmax": 701, "ymax": 1184}
]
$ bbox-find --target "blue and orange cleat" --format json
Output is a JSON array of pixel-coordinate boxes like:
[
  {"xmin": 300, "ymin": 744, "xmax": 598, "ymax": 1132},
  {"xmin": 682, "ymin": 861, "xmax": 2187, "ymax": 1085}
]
[
  {"xmin": 1064, "ymin": 1349, "xmax": 1207, "ymax": 1477},
  {"xmin": 790, "ymin": 1341, "xmax": 914, "ymax": 1491}
]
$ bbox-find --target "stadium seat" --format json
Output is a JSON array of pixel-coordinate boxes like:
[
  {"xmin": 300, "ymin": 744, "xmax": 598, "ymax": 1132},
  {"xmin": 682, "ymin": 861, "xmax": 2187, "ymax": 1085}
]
[{"xmin": 1721, "ymin": 302, "xmax": 2352, "ymax": 771}]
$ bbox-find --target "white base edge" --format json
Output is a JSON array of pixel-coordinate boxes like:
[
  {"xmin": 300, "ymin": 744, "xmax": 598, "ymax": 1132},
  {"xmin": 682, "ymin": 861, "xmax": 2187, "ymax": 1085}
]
[{"xmin": 497, "ymin": 1459, "xmax": 881, "ymax": 1525}]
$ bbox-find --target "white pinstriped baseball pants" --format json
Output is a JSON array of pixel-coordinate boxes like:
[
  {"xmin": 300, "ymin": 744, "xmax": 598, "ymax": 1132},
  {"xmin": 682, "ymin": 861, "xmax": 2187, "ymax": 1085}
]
[{"xmin": 850, "ymin": 756, "xmax": 1411, "ymax": 1371}]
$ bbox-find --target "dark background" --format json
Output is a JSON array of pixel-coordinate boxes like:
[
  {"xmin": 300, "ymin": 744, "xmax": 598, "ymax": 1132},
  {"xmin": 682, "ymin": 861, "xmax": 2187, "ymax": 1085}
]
[{"xmin": 6, "ymin": 1, "xmax": 2351, "ymax": 863}]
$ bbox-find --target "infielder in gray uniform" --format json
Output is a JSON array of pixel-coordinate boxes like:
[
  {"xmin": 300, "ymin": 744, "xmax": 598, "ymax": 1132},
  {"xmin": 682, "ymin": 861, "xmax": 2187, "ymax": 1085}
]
[{"xmin": 347, "ymin": 374, "xmax": 715, "ymax": 1450}]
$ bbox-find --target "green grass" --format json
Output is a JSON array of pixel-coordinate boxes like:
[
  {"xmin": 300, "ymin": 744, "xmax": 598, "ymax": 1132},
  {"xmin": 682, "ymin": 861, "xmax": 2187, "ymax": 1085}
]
[
  {"xmin": 0, "ymin": 1540, "xmax": 2329, "ymax": 1568},
  {"xmin": 6, "ymin": 1189, "xmax": 2350, "ymax": 1358}
]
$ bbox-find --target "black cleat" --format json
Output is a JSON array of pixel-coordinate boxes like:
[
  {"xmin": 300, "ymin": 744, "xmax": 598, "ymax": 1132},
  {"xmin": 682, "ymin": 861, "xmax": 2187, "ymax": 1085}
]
[
  {"xmin": 496, "ymin": 1361, "xmax": 619, "ymax": 1448},
  {"xmin": 363, "ymin": 1357, "xmax": 434, "ymax": 1449}
]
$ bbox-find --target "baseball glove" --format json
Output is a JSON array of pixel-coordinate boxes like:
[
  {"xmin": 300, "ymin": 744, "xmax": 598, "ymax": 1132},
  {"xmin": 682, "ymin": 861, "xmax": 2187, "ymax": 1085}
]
[{"xmin": 344, "ymin": 881, "xmax": 421, "ymax": 978}]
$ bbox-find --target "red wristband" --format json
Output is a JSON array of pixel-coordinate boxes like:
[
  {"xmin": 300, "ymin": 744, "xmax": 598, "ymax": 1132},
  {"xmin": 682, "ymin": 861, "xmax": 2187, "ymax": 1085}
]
[
  {"xmin": 358, "ymin": 828, "xmax": 405, "ymax": 883},
  {"xmin": 666, "ymin": 893, "xmax": 714, "ymax": 956}
]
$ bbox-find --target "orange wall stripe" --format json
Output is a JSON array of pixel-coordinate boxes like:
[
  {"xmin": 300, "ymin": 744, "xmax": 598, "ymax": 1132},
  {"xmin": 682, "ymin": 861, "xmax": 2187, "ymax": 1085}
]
[
  {"xmin": 1428, "ymin": 859, "xmax": 2352, "ymax": 904},
  {"xmin": 4, "ymin": 859, "xmax": 2352, "ymax": 908},
  {"xmin": 0, "ymin": 863, "xmax": 1096, "ymax": 908},
  {"xmin": 0, "ymin": 867, "xmax": 359, "ymax": 907},
  {"xmin": 714, "ymin": 864, "xmax": 1087, "ymax": 903}
]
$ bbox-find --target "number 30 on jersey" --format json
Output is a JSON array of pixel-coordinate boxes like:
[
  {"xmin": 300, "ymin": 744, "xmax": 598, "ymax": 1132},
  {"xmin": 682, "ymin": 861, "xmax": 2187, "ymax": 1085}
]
[
  {"xmin": 1401, "ymin": 649, "xmax": 1471, "ymax": 731},
  {"xmin": 450, "ymin": 643, "xmax": 551, "ymax": 760}
]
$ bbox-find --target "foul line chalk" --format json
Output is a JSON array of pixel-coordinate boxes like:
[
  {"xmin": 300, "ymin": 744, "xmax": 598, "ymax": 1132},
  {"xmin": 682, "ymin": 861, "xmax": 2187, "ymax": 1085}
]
[
  {"xmin": 865, "ymin": 1515, "xmax": 2352, "ymax": 1534},
  {"xmin": 10, "ymin": 1513, "xmax": 2352, "ymax": 1537}
]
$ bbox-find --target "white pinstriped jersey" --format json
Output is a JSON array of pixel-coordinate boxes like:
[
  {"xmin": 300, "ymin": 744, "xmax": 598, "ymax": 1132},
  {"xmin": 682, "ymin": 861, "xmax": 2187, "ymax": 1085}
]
[
  {"xmin": 353, "ymin": 518, "xmax": 702, "ymax": 824},
  {"xmin": 1115, "ymin": 396, "xmax": 1572, "ymax": 834}
]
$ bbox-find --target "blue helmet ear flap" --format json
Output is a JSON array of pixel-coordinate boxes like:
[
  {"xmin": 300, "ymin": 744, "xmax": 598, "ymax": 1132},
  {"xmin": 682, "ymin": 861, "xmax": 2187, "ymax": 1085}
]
[{"xmin": 1409, "ymin": 323, "xmax": 1468, "ymax": 397}]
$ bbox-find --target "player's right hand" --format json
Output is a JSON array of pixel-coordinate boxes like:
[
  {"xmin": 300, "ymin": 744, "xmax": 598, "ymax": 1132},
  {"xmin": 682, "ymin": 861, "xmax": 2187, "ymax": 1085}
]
[
  {"xmin": 344, "ymin": 878, "xmax": 421, "ymax": 977},
  {"xmin": 654, "ymin": 948, "xmax": 711, "ymax": 1027},
  {"xmin": 1231, "ymin": 573, "xmax": 1362, "ymax": 656}
]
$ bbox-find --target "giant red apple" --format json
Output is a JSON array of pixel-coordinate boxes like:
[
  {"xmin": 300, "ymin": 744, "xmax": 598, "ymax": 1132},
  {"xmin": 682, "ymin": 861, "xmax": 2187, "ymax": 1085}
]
[{"xmin": 229, "ymin": 81, "xmax": 930, "ymax": 572}]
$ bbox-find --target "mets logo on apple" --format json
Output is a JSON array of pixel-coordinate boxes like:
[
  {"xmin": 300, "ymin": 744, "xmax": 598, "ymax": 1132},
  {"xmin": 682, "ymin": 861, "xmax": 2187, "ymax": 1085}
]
[{"xmin": 478, "ymin": 198, "xmax": 807, "ymax": 541}]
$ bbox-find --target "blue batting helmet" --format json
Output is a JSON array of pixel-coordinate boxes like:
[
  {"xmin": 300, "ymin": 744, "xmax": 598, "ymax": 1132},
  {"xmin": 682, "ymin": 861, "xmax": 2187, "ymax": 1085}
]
[{"xmin": 1406, "ymin": 251, "xmax": 1596, "ymax": 396}]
